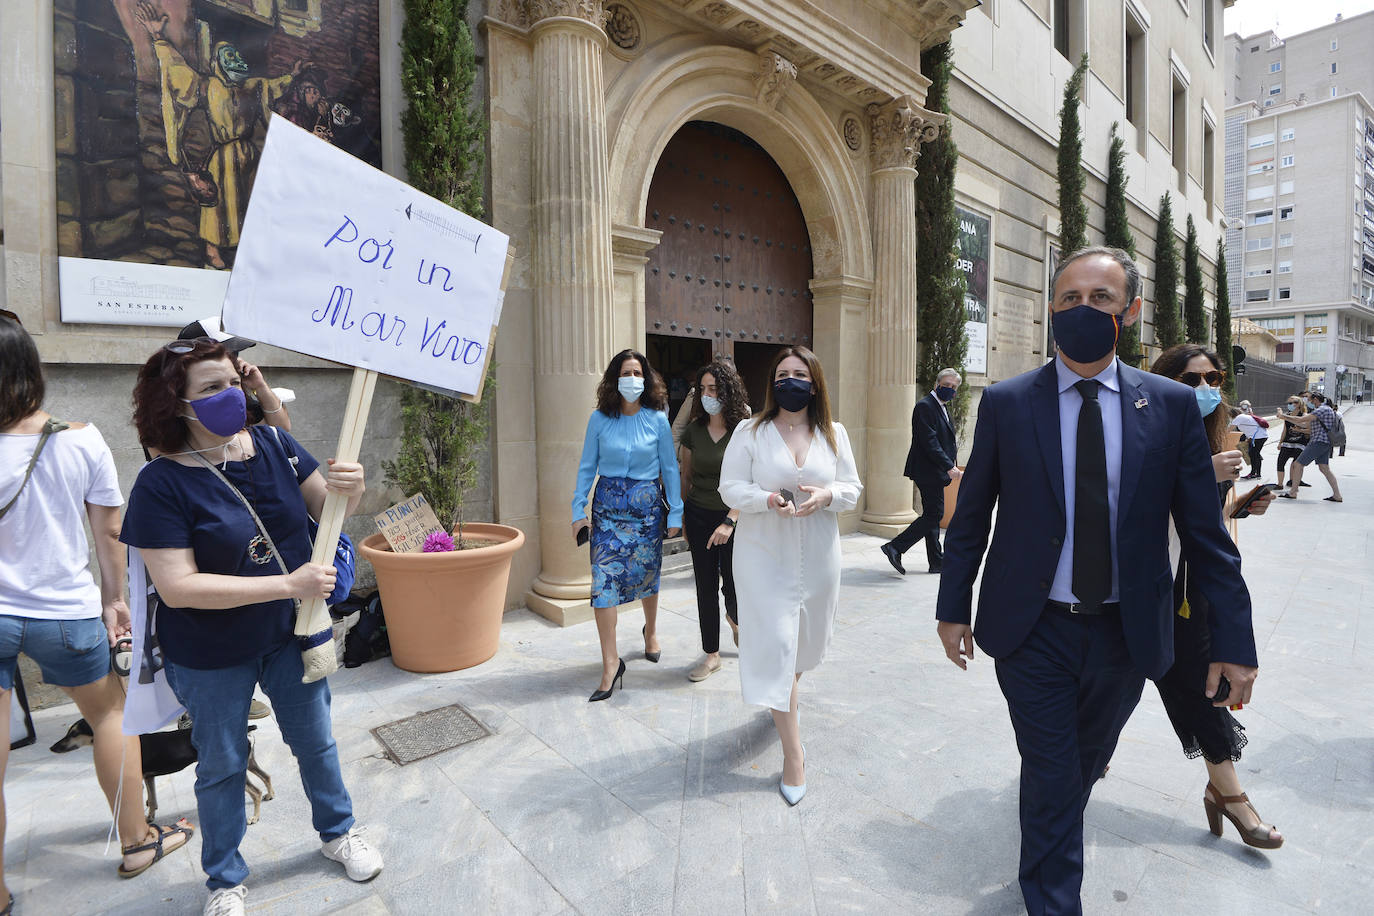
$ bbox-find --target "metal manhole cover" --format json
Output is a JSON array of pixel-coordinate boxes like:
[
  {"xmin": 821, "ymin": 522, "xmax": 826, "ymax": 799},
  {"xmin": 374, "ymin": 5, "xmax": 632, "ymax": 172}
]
[{"xmin": 371, "ymin": 704, "xmax": 492, "ymax": 765}]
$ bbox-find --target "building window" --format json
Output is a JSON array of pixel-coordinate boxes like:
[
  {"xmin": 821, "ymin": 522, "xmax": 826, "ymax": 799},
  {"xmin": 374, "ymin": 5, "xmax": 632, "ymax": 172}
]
[
  {"xmin": 1332, "ymin": 87, "xmax": 1339, "ymax": 98},
  {"xmin": 1269, "ymin": 84, "xmax": 1282, "ymax": 96},
  {"xmin": 1279, "ymin": 232, "xmax": 1294, "ymax": 246},
  {"xmin": 1278, "ymin": 260, "xmax": 1292, "ymax": 273},
  {"xmin": 1278, "ymin": 287, "xmax": 1291, "ymax": 299},
  {"xmin": 1280, "ymin": 127, "xmax": 1295, "ymax": 141},
  {"xmin": 1264, "ymin": 100, "xmax": 1274, "ymax": 108},
  {"xmin": 1247, "ymin": 185, "xmax": 1274, "ymax": 201},
  {"xmin": 1203, "ymin": 0, "xmax": 1216, "ymax": 54},
  {"xmin": 1203, "ymin": 117, "xmax": 1216, "ymax": 206},
  {"xmin": 1279, "ymin": 206, "xmax": 1294, "ymax": 220},
  {"xmin": 1270, "ymin": 61, "xmax": 1281, "ymax": 73},
  {"xmin": 1255, "ymin": 316, "xmax": 1295, "ymax": 335},
  {"xmin": 1246, "ymin": 267, "xmax": 1273, "ymax": 277},
  {"xmin": 1246, "ymin": 237, "xmax": 1273, "ymax": 251},
  {"xmin": 1280, "ymin": 154, "xmax": 1294, "ymax": 167},
  {"xmin": 1171, "ymin": 72, "xmax": 1188, "ymax": 185},
  {"xmin": 1125, "ymin": 10, "xmax": 1148, "ymax": 136},
  {"xmin": 1248, "ymin": 133, "xmax": 1274, "ymax": 148},
  {"xmin": 1246, "ymin": 289, "xmax": 1272, "ymax": 302},
  {"xmin": 1251, "ymin": 210, "xmax": 1274, "ymax": 224},
  {"xmin": 1331, "ymin": 39, "xmax": 1339, "ymax": 50},
  {"xmin": 1052, "ymin": 0, "xmax": 1085, "ymax": 61},
  {"xmin": 1247, "ymin": 161, "xmax": 1274, "ymax": 175},
  {"xmin": 1280, "ymin": 180, "xmax": 1295, "ymax": 195},
  {"xmin": 1332, "ymin": 63, "xmax": 1338, "ymax": 74}
]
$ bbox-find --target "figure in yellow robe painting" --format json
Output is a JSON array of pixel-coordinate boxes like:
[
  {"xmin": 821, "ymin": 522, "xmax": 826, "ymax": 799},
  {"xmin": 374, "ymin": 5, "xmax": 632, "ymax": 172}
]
[{"xmin": 135, "ymin": 0, "xmax": 313, "ymax": 268}]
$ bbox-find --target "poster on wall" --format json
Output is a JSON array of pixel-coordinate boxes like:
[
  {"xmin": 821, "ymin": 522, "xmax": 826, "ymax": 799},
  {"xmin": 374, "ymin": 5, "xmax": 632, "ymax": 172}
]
[
  {"xmin": 955, "ymin": 205, "xmax": 990, "ymax": 375},
  {"xmin": 54, "ymin": 0, "xmax": 382, "ymax": 326}
]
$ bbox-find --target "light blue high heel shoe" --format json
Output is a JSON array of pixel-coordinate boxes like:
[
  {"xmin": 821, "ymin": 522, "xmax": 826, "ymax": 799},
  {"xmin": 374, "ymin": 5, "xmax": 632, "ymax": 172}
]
[{"xmin": 779, "ymin": 745, "xmax": 807, "ymax": 806}]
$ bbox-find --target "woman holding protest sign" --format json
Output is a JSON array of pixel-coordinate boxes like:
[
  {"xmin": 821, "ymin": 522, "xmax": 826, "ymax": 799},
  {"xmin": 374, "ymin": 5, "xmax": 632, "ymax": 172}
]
[
  {"xmin": 1, "ymin": 311, "xmax": 193, "ymax": 905},
  {"xmin": 572, "ymin": 349, "xmax": 683, "ymax": 702},
  {"xmin": 122, "ymin": 338, "xmax": 381, "ymax": 915}
]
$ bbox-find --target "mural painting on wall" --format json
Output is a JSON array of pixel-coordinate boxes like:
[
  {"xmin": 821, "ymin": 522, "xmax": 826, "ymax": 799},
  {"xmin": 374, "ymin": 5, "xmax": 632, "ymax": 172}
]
[{"xmin": 54, "ymin": 0, "xmax": 381, "ymax": 326}]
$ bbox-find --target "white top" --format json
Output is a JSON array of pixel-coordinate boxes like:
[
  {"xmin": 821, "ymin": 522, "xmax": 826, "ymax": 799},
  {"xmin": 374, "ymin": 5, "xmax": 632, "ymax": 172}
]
[
  {"xmin": 1231, "ymin": 413, "xmax": 1268, "ymax": 441},
  {"xmin": 0, "ymin": 423, "xmax": 122, "ymax": 620},
  {"xmin": 719, "ymin": 418, "xmax": 863, "ymax": 711}
]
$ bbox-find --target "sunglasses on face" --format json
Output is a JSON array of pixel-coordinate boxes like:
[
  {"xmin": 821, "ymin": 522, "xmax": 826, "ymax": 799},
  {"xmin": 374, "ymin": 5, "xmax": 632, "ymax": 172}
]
[
  {"xmin": 1178, "ymin": 370, "xmax": 1226, "ymax": 388},
  {"xmin": 157, "ymin": 336, "xmax": 219, "ymax": 375}
]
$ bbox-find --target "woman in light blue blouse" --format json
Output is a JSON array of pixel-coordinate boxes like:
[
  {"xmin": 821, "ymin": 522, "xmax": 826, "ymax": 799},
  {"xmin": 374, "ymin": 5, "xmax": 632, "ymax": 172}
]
[{"xmin": 572, "ymin": 349, "xmax": 683, "ymax": 701}]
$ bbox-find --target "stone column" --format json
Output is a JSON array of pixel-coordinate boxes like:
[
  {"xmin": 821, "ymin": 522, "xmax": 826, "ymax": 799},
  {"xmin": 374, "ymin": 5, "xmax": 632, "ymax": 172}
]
[
  {"xmin": 860, "ymin": 97, "xmax": 943, "ymax": 534},
  {"xmin": 524, "ymin": 2, "xmax": 617, "ymax": 625}
]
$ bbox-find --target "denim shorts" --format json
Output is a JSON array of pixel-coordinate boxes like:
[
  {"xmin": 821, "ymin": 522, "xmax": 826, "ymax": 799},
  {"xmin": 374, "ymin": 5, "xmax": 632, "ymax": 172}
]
[
  {"xmin": 1296, "ymin": 440, "xmax": 1332, "ymax": 467},
  {"xmin": 0, "ymin": 616, "xmax": 111, "ymax": 691}
]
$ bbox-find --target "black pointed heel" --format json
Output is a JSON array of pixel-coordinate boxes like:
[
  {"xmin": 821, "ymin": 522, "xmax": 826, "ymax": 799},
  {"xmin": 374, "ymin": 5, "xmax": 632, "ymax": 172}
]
[
  {"xmin": 589, "ymin": 658, "xmax": 626, "ymax": 702},
  {"xmin": 642, "ymin": 625, "xmax": 661, "ymax": 663}
]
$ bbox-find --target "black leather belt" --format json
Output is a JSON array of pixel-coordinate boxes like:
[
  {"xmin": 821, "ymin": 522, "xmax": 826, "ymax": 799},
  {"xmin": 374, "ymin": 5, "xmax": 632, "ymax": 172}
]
[{"xmin": 1046, "ymin": 599, "xmax": 1121, "ymax": 616}]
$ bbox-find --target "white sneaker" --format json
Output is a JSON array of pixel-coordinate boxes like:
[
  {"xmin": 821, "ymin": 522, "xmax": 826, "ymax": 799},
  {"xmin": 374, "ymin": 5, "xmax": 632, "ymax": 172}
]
[
  {"xmin": 321, "ymin": 826, "xmax": 384, "ymax": 881},
  {"xmin": 204, "ymin": 885, "xmax": 246, "ymax": 916}
]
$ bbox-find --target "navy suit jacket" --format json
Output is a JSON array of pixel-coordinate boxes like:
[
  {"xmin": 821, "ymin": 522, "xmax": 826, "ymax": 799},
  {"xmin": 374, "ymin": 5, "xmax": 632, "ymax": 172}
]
[
  {"xmin": 904, "ymin": 393, "xmax": 957, "ymax": 488},
  {"xmin": 935, "ymin": 360, "xmax": 1258, "ymax": 679}
]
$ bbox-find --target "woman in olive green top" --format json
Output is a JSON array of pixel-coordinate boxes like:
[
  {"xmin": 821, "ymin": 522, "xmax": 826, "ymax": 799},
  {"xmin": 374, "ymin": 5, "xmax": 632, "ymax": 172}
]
[{"xmin": 678, "ymin": 362, "xmax": 750, "ymax": 681}]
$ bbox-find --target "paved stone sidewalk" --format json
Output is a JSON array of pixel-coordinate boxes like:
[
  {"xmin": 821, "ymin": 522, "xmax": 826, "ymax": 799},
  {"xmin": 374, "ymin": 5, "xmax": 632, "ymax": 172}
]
[{"xmin": 5, "ymin": 407, "xmax": 1370, "ymax": 915}]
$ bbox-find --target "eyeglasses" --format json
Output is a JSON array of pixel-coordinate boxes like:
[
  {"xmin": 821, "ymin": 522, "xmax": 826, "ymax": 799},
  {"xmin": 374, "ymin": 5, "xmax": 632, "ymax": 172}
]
[
  {"xmin": 1178, "ymin": 370, "xmax": 1226, "ymax": 388},
  {"xmin": 0, "ymin": 308, "xmax": 21, "ymax": 326}
]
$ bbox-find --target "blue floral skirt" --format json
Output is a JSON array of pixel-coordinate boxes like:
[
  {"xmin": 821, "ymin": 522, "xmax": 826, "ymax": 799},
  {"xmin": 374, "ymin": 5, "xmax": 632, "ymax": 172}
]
[{"xmin": 590, "ymin": 476, "xmax": 666, "ymax": 608}]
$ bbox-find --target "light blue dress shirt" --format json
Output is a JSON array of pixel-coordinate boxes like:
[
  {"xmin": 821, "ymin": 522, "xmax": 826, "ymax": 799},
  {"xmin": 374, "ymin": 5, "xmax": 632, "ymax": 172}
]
[
  {"xmin": 572, "ymin": 408, "xmax": 684, "ymax": 527},
  {"xmin": 1050, "ymin": 358, "xmax": 1123, "ymax": 604}
]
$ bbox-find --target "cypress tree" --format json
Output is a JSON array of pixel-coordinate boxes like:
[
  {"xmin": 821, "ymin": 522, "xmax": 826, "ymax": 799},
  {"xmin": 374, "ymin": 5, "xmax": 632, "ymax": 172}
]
[
  {"xmin": 1214, "ymin": 236, "xmax": 1236, "ymax": 401},
  {"xmin": 916, "ymin": 41, "xmax": 969, "ymax": 428},
  {"xmin": 1153, "ymin": 192, "xmax": 1182, "ymax": 350},
  {"xmin": 385, "ymin": 0, "xmax": 492, "ymax": 539},
  {"xmin": 1104, "ymin": 122, "xmax": 1140, "ymax": 366},
  {"xmin": 1183, "ymin": 214, "xmax": 1207, "ymax": 344},
  {"xmin": 1057, "ymin": 53, "xmax": 1090, "ymax": 256}
]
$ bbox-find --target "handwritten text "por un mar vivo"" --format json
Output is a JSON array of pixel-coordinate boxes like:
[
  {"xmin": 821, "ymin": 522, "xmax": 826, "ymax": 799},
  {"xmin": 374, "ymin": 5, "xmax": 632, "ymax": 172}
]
[{"xmin": 309, "ymin": 214, "xmax": 487, "ymax": 366}]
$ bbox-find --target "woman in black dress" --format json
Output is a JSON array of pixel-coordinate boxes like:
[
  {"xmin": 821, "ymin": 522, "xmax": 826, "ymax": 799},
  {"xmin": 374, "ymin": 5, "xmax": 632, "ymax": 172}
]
[{"xmin": 1149, "ymin": 345, "xmax": 1282, "ymax": 849}]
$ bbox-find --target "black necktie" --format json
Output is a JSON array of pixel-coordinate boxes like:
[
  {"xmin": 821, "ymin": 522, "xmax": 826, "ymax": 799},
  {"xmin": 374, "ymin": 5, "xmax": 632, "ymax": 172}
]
[{"xmin": 1073, "ymin": 379, "xmax": 1112, "ymax": 608}]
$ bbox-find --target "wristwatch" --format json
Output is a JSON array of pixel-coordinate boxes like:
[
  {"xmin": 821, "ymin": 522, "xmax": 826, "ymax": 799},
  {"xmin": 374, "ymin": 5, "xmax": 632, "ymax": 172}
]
[{"xmin": 723, "ymin": 517, "xmax": 737, "ymax": 527}]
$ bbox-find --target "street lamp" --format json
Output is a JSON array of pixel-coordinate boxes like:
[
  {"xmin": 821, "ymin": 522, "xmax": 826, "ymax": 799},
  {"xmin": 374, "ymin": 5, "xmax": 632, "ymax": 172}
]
[{"xmin": 1336, "ymin": 364, "xmax": 1348, "ymax": 403}]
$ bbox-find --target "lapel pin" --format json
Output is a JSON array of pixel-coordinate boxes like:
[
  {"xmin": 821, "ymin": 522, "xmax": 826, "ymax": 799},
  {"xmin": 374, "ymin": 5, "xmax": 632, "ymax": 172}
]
[{"xmin": 1135, "ymin": 398, "xmax": 1148, "ymax": 409}]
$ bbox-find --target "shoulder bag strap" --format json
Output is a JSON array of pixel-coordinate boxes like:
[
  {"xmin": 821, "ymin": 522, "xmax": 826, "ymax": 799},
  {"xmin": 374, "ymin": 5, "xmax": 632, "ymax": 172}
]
[
  {"xmin": 190, "ymin": 452, "xmax": 293, "ymax": 580},
  {"xmin": 0, "ymin": 417, "xmax": 70, "ymax": 521}
]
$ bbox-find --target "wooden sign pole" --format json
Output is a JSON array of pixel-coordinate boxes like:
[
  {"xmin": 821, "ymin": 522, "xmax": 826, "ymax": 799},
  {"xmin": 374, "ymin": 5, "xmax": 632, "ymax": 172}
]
[{"xmin": 298, "ymin": 366, "xmax": 378, "ymax": 683}]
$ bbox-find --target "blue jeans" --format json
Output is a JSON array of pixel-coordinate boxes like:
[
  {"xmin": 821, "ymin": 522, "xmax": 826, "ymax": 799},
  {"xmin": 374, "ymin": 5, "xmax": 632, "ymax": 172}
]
[{"xmin": 166, "ymin": 639, "xmax": 354, "ymax": 890}]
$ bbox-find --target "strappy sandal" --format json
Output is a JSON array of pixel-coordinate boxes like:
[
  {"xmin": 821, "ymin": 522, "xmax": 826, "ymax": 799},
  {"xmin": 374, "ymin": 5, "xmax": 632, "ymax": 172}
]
[
  {"xmin": 1203, "ymin": 782, "xmax": 1283, "ymax": 849},
  {"xmin": 117, "ymin": 818, "xmax": 195, "ymax": 878}
]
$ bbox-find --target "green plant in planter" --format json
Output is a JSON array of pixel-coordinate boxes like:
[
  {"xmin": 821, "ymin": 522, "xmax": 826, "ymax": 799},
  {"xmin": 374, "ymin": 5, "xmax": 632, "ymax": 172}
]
[{"xmin": 386, "ymin": 0, "xmax": 490, "ymax": 547}]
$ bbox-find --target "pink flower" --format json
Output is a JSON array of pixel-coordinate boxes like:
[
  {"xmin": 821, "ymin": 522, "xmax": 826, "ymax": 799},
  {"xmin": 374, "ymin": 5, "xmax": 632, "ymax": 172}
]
[{"xmin": 422, "ymin": 530, "xmax": 455, "ymax": 553}]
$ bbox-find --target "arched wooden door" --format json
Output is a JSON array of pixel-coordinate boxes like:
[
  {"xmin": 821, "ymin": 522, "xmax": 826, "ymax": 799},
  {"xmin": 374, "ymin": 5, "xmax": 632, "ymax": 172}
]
[{"xmin": 645, "ymin": 121, "xmax": 814, "ymax": 413}]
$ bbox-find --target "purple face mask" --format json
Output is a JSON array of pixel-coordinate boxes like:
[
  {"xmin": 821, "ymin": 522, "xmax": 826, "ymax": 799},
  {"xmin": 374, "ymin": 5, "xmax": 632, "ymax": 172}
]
[{"xmin": 181, "ymin": 386, "xmax": 247, "ymax": 437}]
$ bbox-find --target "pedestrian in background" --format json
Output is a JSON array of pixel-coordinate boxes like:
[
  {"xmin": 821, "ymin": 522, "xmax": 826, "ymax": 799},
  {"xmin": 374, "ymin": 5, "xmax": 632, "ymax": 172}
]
[
  {"xmin": 0, "ymin": 311, "xmax": 193, "ymax": 902},
  {"xmin": 720, "ymin": 346, "xmax": 862, "ymax": 807},
  {"xmin": 1148, "ymin": 344, "xmax": 1282, "ymax": 849},
  {"xmin": 1230, "ymin": 400, "xmax": 1268, "ymax": 480},
  {"xmin": 571, "ymin": 349, "xmax": 683, "ymax": 702},
  {"xmin": 880, "ymin": 368, "xmax": 962, "ymax": 575},
  {"xmin": 1273, "ymin": 394, "xmax": 1310, "ymax": 491},
  {"xmin": 678, "ymin": 361, "xmax": 748, "ymax": 682},
  {"xmin": 1276, "ymin": 392, "xmax": 1342, "ymax": 502},
  {"xmin": 936, "ymin": 248, "xmax": 1259, "ymax": 914}
]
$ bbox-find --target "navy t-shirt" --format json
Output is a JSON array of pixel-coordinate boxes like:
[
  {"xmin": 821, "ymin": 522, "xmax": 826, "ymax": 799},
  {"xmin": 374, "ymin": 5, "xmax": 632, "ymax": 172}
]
[{"xmin": 120, "ymin": 426, "xmax": 320, "ymax": 669}]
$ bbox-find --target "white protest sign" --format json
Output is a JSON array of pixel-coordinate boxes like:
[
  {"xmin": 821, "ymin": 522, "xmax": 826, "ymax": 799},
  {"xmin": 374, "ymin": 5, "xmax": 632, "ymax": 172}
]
[{"xmin": 222, "ymin": 117, "xmax": 508, "ymax": 397}]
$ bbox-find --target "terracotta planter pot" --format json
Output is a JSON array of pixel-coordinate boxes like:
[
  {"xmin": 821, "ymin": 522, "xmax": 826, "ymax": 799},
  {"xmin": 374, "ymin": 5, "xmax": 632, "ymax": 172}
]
[{"xmin": 358, "ymin": 524, "xmax": 525, "ymax": 673}]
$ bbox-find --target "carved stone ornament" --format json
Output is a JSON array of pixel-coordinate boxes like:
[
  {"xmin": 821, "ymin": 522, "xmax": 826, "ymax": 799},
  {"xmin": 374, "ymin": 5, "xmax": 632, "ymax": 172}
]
[
  {"xmin": 755, "ymin": 50, "xmax": 798, "ymax": 111},
  {"xmin": 867, "ymin": 96, "xmax": 946, "ymax": 171},
  {"xmin": 701, "ymin": 2, "xmax": 734, "ymax": 25},
  {"xmin": 605, "ymin": 3, "xmax": 641, "ymax": 50},
  {"xmin": 842, "ymin": 115, "xmax": 863, "ymax": 152},
  {"xmin": 497, "ymin": 0, "xmax": 607, "ymax": 28}
]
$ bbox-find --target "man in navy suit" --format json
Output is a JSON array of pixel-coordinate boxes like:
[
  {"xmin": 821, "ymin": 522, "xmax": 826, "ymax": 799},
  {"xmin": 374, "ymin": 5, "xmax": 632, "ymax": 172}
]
[
  {"xmin": 881, "ymin": 368, "xmax": 962, "ymax": 574},
  {"xmin": 935, "ymin": 247, "xmax": 1258, "ymax": 915}
]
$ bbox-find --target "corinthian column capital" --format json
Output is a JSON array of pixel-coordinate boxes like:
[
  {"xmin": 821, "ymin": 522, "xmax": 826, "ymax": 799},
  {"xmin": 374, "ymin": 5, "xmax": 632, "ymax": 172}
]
[
  {"xmin": 867, "ymin": 96, "xmax": 946, "ymax": 171},
  {"xmin": 754, "ymin": 49, "xmax": 798, "ymax": 111},
  {"xmin": 529, "ymin": 0, "xmax": 607, "ymax": 26}
]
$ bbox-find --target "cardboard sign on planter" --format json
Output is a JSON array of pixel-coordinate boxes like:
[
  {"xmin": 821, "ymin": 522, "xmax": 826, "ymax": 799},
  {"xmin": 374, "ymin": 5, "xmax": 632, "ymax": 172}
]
[
  {"xmin": 374, "ymin": 494, "xmax": 444, "ymax": 554},
  {"xmin": 222, "ymin": 117, "xmax": 511, "ymax": 683}
]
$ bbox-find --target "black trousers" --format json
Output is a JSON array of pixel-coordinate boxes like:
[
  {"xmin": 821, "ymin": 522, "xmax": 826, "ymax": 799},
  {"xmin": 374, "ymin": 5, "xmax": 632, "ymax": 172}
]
[
  {"xmin": 1246, "ymin": 436, "xmax": 1267, "ymax": 475},
  {"xmin": 684, "ymin": 500, "xmax": 738, "ymax": 654},
  {"xmin": 1275, "ymin": 445, "xmax": 1302, "ymax": 477},
  {"xmin": 994, "ymin": 606, "xmax": 1146, "ymax": 916},
  {"xmin": 889, "ymin": 478, "xmax": 946, "ymax": 567}
]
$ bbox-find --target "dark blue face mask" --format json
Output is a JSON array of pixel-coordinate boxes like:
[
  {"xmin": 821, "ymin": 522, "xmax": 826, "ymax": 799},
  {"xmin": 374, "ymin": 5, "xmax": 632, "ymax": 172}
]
[
  {"xmin": 1051, "ymin": 304, "xmax": 1121, "ymax": 364},
  {"xmin": 935, "ymin": 385, "xmax": 956, "ymax": 403},
  {"xmin": 774, "ymin": 377, "xmax": 814, "ymax": 412}
]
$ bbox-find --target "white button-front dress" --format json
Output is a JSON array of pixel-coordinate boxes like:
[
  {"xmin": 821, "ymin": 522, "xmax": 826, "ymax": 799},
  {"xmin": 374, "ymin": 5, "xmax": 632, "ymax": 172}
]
[{"xmin": 718, "ymin": 418, "xmax": 863, "ymax": 711}]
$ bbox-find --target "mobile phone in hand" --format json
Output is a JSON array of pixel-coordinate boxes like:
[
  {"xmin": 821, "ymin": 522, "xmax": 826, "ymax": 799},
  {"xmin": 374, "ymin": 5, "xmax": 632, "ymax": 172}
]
[
  {"xmin": 576, "ymin": 526, "xmax": 590, "ymax": 547},
  {"xmin": 1212, "ymin": 675, "xmax": 1231, "ymax": 704},
  {"xmin": 1230, "ymin": 483, "xmax": 1278, "ymax": 519},
  {"xmin": 779, "ymin": 488, "xmax": 796, "ymax": 506}
]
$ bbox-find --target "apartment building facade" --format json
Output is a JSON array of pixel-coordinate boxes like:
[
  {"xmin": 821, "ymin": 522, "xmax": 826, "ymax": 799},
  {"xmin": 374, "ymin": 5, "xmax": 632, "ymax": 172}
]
[
  {"xmin": 1224, "ymin": 13, "xmax": 1374, "ymax": 401},
  {"xmin": 948, "ymin": 0, "xmax": 1230, "ymax": 403}
]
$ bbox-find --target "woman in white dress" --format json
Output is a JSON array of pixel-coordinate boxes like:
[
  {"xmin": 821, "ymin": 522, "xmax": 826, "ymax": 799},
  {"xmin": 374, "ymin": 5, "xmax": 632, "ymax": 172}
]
[{"xmin": 718, "ymin": 347, "xmax": 862, "ymax": 806}]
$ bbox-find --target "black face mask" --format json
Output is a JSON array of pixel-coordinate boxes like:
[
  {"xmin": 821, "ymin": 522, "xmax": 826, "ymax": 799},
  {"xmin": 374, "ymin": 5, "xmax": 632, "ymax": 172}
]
[
  {"xmin": 935, "ymin": 386, "xmax": 956, "ymax": 403},
  {"xmin": 774, "ymin": 377, "xmax": 813, "ymax": 412}
]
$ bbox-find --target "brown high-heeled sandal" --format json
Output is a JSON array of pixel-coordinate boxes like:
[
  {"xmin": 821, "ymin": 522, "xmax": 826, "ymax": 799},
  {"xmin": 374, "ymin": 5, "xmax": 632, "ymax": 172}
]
[{"xmin": 1203, "ymin": 782, "xmax": 1283, "ymax": 849}]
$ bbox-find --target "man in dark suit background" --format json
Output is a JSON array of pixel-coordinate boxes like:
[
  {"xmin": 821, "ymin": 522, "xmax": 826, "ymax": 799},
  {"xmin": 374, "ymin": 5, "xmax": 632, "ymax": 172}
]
[
  {"xmin": 935, "ymin": 247, "xmax": 1259, "ymax": 915},
  {"xmin": 881, "ymin": 368, "xmax": 962, "ymax": 574}
]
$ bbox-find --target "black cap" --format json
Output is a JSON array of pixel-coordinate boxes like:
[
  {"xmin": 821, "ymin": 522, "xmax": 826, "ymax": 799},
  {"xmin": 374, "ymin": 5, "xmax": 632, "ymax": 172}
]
[{"xmin": 178, "ymin": 317, "xmax": 256, "ymax": 354}]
